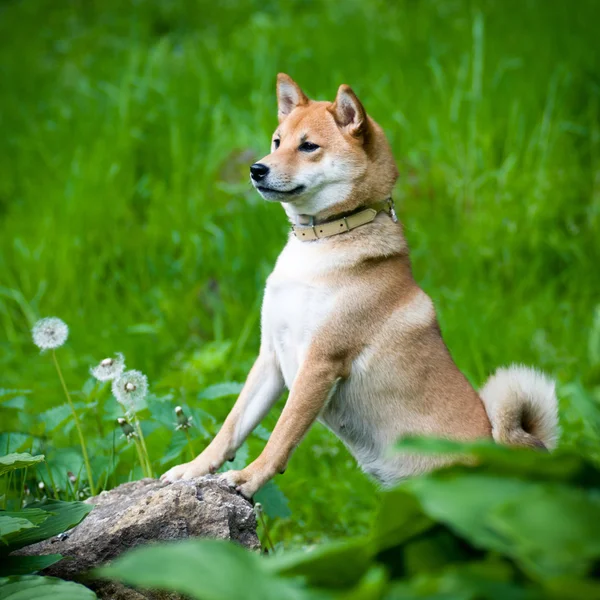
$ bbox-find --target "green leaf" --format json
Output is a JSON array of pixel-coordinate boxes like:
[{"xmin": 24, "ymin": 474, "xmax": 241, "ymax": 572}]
[
  {"xmin": 489, "ymin": 484, "xmax": 600, "ymax": 578},
  {"xmin": 198, "ymin": 382, "xmax": 243, "ymax": 400},
  {"xmin": 254, "ymin": 480, "xmax": 291, "ymax": 519},
  {"xmin": 337, "ymin": 566, "xmax": 388, "ymax": 600},
  {"xmin": 38, "ymin": 404, "xmax": 73, "ymax": 433},
  {"xmin": 0, "ymin": 517, "xmax": 36, "ymax": 545},
  {"xmin": 0, "ymin": 575, "xmax": 96, "ymax": 599},
  {"xmin": 371, "ymin": 486, "xmax": 433, "ymax": 552},
  {"xmin": 395, "ymin": 437, "xmax": 582, "ymax": 481},
  {"xmin": 5, "ymin": 500, "xmax": 93, "ymax": 552},
  {"xmin": 0, "ymin": 554, "xmax": 62, "ymax": 577},
  {"xmin": 266, "ymin": 536, "xmax": 374, "ymax": 588},
  {"xmin": 253, "ymin": 424, "xmax": 271, "ymax": 441},
  {"xmin": 404, "ymin": 472, "xmax": 532, "ymax": 554},
  {"xmin": 97, "ymin": 538, "xmax": 312, "ymax": 600},
  {"xmin": 0, "ymin": 454, "xmax": 45, "ymax": 477},
  {"xmin": 0, "ymin": 390, "xmax": 32, "ymax": 400}
]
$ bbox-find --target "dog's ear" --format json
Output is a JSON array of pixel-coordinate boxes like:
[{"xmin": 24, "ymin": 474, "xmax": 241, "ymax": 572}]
[
  {"xmin": 329, "ymin": 84, "xmax": 367, "ymax": 138},
  {"xmin": 277, "ymin": 73, "xmax": 309, "ymax": 122}
]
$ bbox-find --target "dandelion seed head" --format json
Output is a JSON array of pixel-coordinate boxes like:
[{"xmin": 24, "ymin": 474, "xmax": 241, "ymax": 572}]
[
  {"xmin": 112, "ymin": 370, "xmax": 148, "ymax": 413},
  {"xmin": 90, "ymin": 352, "xmax": 125, "ymax": 382},
  {"xmin": 32, "ymin": 317, "xmax": 69, "ymax": 350}
]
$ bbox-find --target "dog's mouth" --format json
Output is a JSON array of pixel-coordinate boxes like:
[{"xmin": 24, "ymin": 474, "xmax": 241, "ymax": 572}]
[{"xmin": 256, "ymin": 185, "xmax": 305, "ymax": 198}]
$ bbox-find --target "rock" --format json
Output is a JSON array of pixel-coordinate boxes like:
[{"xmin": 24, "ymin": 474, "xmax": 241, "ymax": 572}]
[{"xmin": 18, "ymin": 476, "xmax": 260, "ymax": 599}]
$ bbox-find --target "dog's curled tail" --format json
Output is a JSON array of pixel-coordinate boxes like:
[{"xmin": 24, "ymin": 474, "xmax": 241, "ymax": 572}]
[{"xmin": 480, "ymin": 364, "xmax": 559, "ymax": 450}]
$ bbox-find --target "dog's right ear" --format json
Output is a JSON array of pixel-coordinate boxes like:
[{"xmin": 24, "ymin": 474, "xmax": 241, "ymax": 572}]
[{"xmin": 277, "ymin": 73, "xmax": 309, "ymax": 122}]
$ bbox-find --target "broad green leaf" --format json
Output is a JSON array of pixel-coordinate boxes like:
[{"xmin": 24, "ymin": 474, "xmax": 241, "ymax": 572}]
[
  {"xmin": 395, "ymin": 437, "xmax": 582, "ymax": 480},
  {"xmin": 0, "ymin": 554, "xmax": 62, "ymax": 577},
  {"xmin": 337, "ymin": 566, "xmax": 388, "ymax": 600},
  {"xmin": 0, "ymin": 510, "xmax": 49, "ymax": 529},
  {"xmin": 0, "ymin": 454, "xmax": 45, "ymax": 477},
  {"xmin": 372, "ymin": 486, "xmax": 433, "ymax": 552},
  {"xmin": 255, "ymin": 480, "xmax": 291, "ymax": 519},
  {"xmin": 266, "ymin": 536, "xmax": 374, "ymax": 588},
  {"xmin": 38, "ymin": 404, "xmax": 73, "ymax": 433},
  {"xmin": 489, "ymin": 484, "xmax": 600, "ymax": 578},
  {"xmin": 198, "ymin": 382, "xmax": 244, "ymax": 400},
  {"xmin": 0, "ymin": 390, "xmax": 32, "ymax": 400},
  {"xmin": 223, "ymin": 443, "xmax": 249, "ymax": 472},
  {"xmin": 253, "ymin": 424, "xmax": 271, "ymax": 441},
  {"xmin": 404, "ymin": 472, "xmax": 531, "ymax": 554},
  {"xmin": 5, "ymin": 500, "xmax": 93, "ymax": 552},
  {"xmin": 0, "ymin": 575, "xmax": 96, "ymax": 599},
  {"xmin": 98, "ymin": 538, "xmax": 312, "ymax": 600},
  {"xmin": 0, "ymin": 517, "xmax": 36, "ymax": 545}
]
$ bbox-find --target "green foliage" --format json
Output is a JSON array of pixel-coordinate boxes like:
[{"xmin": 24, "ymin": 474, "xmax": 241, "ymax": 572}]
[
  {"xmin": 101, "ymin": 441, "xmax": 600, "ymax": 599},
  {"xmin": 99, "ymin": 539, "xmax": 314, "ymax": 600},
  {"xmin": 0, "ymin": 452, "xmax": 93, "ymax": 580},
  {"xmin": 0, "ymin": 576, "xmax": 96, "ymax": 600},
  {"xmin": 0, "ymin": 0, "xmax": 599, "ymax": 595},
  {"xmin": 2, "ymin": 500, "xmax": 94, "ymax": 552},
  {"xmin": 0, "ymin": 455, "xmax": 44, "ymax": 478},
  {"xmin": 0, "ymin": 0, "xmax": 598, "ymax": 543}
]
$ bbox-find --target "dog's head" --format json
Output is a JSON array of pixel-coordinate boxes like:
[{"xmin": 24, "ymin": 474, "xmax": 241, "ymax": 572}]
[{"xmin": 250, "ymin": 74, "xmax": 399, "ymax": 218}]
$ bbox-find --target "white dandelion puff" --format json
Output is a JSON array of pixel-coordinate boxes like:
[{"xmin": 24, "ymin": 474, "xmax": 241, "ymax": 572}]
[
  {"xmin": 112, "ymin": 370, "xmax": 148, "ymax": 413},
  {"xmin": 32, "ymin": 317, "xmax": 69, "ymax": 350},
  {"xmin": 90, "ymin": 353, "xmax": 126, "ymax": 381}
]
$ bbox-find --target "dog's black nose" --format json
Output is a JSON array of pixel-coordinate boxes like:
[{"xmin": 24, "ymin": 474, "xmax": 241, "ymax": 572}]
[{"xmin": 250, "ymin": 163, "xmax": 270, "ymax": 181}]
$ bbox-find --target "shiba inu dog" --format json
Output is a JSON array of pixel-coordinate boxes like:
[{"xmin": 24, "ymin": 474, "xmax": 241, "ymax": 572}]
[{"xmin": 162, "ymin": 74, "xmax": 559, "ymax": 497}]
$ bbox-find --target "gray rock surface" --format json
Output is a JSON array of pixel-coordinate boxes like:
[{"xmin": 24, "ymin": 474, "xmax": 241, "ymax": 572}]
[{"xmin": 18, "ymin": 476, "xmax": 259, "ymax": 599}]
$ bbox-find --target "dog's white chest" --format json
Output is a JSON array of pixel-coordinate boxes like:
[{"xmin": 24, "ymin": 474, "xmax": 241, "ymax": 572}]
[{"xmin": 263, "ymin": 239, "xmax": 336, "ymax": 388}]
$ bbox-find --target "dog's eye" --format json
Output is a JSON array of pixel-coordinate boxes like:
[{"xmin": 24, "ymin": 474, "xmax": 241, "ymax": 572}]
[
  {"xmin": 298, "ymin": 141, "xmax": 320, "ymax": 152},
  {"xmin": 273, "ymin": 139, "xmax": 280, "ymax": 149}
]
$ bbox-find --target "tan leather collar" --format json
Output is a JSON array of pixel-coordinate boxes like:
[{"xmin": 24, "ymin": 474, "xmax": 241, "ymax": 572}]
[{"xmin": 292, "ymin": 198, "xmax": 398, "ymax": 242}]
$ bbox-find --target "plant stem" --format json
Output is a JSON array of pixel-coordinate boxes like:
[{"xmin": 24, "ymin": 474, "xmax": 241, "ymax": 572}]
[
  {"xmin": 184, "ymin": 429, "xmax": 195, "ymax": 461},
  {"xmin": 132, "ymin": 437, "xmax": 148, "ymax": 478},
  {"xmin": 132, "ymin": 416, "xmax": 153, "ymax": 478},
  {"xmin": 52, "ymin": 350, "xmax": 96, "ymax": 496},
  {"xmin": 258, "ymin": 510, "xmax": 275, "ymax": 554},
  {"xmin": 44, "ymin": 458, "xmax": 59, "ymax": 500},
  {"xmin": 18, "ymin": 467, "xmax": 27, "ymax": 508}
]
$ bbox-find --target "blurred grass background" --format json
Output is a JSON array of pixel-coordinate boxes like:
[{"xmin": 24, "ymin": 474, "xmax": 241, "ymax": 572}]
[{"xmin": 0, "ymin": 0, "xmax": 599, "ymax": 545}]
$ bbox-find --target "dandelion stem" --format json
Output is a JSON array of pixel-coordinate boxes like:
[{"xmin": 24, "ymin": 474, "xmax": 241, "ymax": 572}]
[
  {"xmin": 132, "ymin": 416, "xmax": 153, "ymax": 478},
  {"xmin": 132, "ymin": 437, "xmax": 148, "ymax": 478},
  {"xmin": 52, "ymin": 350, "xmax": 96, "ymax": 496},
  {"xmin": 184, "ymin": 430, "xmax": 195, "ymax": 461}
]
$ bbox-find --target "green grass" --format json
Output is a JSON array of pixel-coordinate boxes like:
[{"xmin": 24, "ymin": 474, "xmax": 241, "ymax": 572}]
[{"xmin": 1, "ymin": 0, "xmax": 599, "ymax": 546}]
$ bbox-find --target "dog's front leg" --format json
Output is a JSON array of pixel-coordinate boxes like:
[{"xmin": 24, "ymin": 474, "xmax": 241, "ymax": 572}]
[
  {"xmin": 222, "ymin": 353, "xmax": 344, "ymax": 498},
  {"xmin": 161, "ymin": 351, "xmax": 284, "ymax": 482}
]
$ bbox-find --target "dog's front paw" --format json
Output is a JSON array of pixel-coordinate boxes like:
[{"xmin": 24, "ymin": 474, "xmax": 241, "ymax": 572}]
[
  {"xmin": 220, "ymin": 467, "xmax": 268, "ymax": 499},
  {"xmin": 160, "ymin": 455, "xmax": 220, "ymax": 483}
]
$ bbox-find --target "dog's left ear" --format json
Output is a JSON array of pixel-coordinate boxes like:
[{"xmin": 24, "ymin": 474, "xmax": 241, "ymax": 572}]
[{"xmin": 329, "ymin": 85, "xmax": 367, "ymax": 138}]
